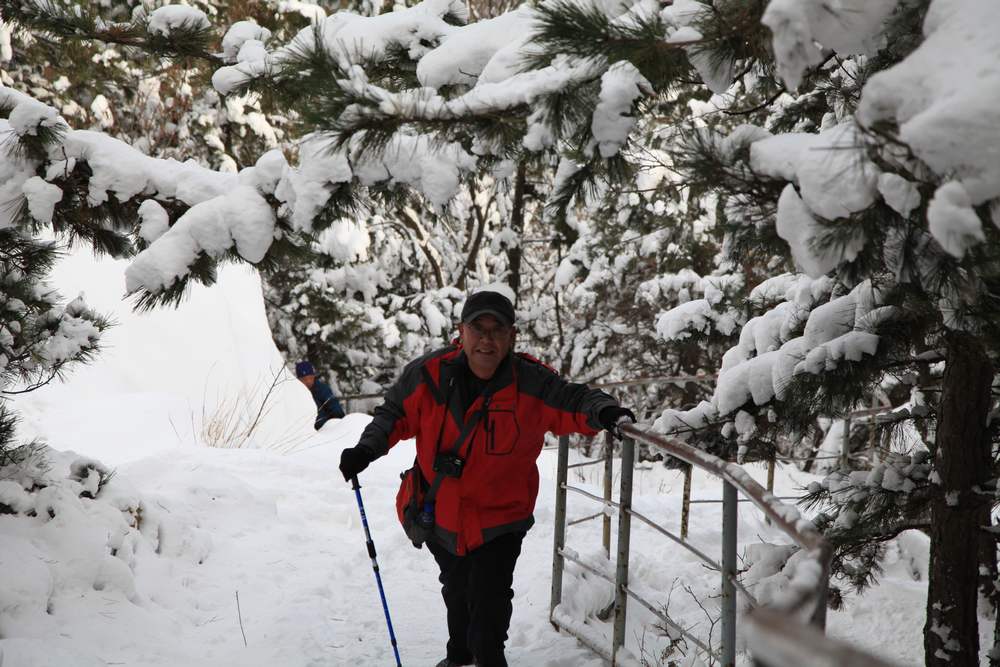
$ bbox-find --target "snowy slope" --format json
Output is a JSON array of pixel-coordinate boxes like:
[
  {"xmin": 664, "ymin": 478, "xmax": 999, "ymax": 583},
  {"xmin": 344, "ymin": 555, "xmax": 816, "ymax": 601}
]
[
  {"xmin": 15, "ymin": 250, "xmax": 315, "ymax": 462},
  {"xmin": 0, "ymin": 252, "xmax": 945, "ymax": 666}
]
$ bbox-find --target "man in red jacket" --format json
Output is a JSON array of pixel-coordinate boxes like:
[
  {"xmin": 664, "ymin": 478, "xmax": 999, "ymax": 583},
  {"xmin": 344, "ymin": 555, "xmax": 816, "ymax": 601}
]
[{"xmin": 339, "ymin": 290, "xmax": 635, "ymax": 667}]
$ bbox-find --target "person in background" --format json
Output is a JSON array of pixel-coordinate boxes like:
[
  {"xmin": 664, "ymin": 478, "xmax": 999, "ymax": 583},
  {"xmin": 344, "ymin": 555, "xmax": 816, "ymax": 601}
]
[
  {"xmin": 295, "ymin": 361, "xmax": 346, "ymax": 430},
  {"xmin": 338, "ymin": 290, "xmax": 636, "ymax": 667}
]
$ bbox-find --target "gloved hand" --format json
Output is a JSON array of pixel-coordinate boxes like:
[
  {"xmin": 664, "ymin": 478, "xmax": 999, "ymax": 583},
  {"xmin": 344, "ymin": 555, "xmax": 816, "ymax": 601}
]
[
  {"xmin": 599, "ymin": 406, "xmax": 637, "ymax": 440},
  {"xmin": 339, "ymin": 446, "xmax": 376, "ymax": 482}
]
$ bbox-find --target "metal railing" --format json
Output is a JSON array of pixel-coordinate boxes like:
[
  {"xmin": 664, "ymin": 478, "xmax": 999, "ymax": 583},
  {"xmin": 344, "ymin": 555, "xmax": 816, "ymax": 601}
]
[{"xmin": 549, "ymin": 425, "xmax": 899, "ymax": 667}]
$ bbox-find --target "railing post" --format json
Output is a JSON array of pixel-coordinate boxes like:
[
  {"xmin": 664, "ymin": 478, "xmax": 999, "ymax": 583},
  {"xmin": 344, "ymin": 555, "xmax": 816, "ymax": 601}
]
[
  {"xmin": 612, "ymin": 434, "xmax": 635, "ymax": 665},
  {"xmin": 550, "ymin": 435, "xmax": 570, "ymax": 625},
  {"xmin": 603, "ymin": 431, "xmax": 613, "ymax": 558},
  {"xmin": 681, "ymin": 463, "xmax": 692, "ymax": 540},
  {"xmin": 721, "ymin": 481, "xmax": 737, "ymax": 667}
]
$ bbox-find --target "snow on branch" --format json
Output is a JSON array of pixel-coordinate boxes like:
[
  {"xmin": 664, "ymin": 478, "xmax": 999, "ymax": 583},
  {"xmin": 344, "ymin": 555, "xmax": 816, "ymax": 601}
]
[
  {"xmin": 146, "ymin": 5, "xmax": 210, "ymax": 37},
  {"xmin": 654, "ymin": 277, "xmax": 890, "ymax": 438},
  {"xmin": 213, "ymin": 0, "xmax": 469, "ymax": 94},
  {"xmin": 4, "ymin": 0, "xmax": 220, "ymax": 63},
  {"xmin": 211, "ymin": 0, "xmax": 664, "ymax": 164},
  {"xmin": 858, "ymin": 0, "xmax": 1000, "ymax": 257},
  {"xmin": 2, "ymin": 86, "xmax": 481, "ymax": 300},
  {"xmin": 646, "ymin": 269, "xmax": 744, "ymax": 342},
  {"xmin": 762, "ymin": 0, "xmax": 900, "ymax": 90},
  {"xmin": 118, "ymin": 125, "xmax": 479, "ymax": 295},
  {"xmin": 591, "ymin": 62, "xmax": 651, "ymax": 158},
  {"xmin": 124, "ymin": 184, "xmax": 276, "ymax": 295},
  {"xmin": 415, "ymin": 7, "xmax": 536, "ymax": 88}
]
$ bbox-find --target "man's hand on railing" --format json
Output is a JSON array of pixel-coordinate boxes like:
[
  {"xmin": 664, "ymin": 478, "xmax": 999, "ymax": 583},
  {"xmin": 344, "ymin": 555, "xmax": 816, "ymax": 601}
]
[{"xmin": 599, "ymin": 406, "xmax": 637, "ymax": 440}]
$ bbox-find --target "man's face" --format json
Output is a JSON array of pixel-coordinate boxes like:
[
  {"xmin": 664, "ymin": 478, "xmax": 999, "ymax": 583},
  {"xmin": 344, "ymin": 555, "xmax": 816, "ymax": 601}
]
[
  {"xmin": 298, "ymin": 374, "xmax": 316, "ymax": 389},
  {"xmin": 460, "ymin": 314, "xmax": 515, "ymax": 380}
]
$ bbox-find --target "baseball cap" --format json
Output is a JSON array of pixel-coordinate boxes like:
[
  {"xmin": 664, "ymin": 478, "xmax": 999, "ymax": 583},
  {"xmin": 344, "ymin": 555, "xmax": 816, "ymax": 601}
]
[
  {"xmin": 295, "ymin": 361, "xmax": 316, "ymax": 378},
  {"xmin": 461, "ymin": 291, "xmax": 515, "ymax": 328}
]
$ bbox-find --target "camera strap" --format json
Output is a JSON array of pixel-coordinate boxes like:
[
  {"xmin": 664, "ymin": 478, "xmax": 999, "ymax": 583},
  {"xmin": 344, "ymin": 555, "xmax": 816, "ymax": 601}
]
[{"xmin": 424, "ymin": 391, "xmax": 493, "ymax": 509}]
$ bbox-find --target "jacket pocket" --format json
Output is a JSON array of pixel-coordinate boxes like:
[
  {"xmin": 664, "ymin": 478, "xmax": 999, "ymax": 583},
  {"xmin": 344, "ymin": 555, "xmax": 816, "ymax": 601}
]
[{"xmin": 486, "ymin": 407, "xmax": 519, "ymax": 456}]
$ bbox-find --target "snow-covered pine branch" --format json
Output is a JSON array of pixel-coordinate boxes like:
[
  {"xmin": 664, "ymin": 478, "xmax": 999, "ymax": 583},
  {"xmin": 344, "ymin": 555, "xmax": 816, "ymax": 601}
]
[
  {"xmin": 4, "ymin": 0, "xmax": 220, "ymax": 63},
  {"xmin": 1, "ymin": 86, "xmax": 485, "ymax": 301}
]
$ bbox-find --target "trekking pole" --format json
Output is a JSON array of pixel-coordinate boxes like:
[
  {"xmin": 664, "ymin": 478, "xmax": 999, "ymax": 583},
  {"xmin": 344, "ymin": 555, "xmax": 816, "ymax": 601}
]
[{"xmin": 351, "ymin": 476, "xmax": 403, "ymax": 667}]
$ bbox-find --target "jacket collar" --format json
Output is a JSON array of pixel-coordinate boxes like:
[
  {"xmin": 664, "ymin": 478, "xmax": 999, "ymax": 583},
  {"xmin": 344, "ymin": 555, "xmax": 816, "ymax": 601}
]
[
  {"xmin": 444, "ymin": 350, "xmax": 515, "ymax": 392},
  {"xmin": 438, "ymin": 350, "xmax": 515, "ymax": 426}
]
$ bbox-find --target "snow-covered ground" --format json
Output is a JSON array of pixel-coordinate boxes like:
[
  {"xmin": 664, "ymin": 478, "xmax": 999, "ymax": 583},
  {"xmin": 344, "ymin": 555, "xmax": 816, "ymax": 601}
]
[{"xmin": 0, "ymin": 253, "xmax": 948, "ymax": 666}]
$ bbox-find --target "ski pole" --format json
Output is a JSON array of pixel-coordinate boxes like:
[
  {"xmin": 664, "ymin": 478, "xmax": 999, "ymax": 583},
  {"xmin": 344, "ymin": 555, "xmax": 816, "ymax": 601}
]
[{"xmin": 351, "ymin": 475, "xmax": 403, "ymax": 667}]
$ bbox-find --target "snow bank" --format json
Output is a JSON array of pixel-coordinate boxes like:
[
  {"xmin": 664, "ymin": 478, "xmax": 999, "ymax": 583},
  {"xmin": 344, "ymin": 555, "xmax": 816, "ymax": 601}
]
[{"xmin": 17, "ymin": 247, "xmax": 314, "ymax": 464}]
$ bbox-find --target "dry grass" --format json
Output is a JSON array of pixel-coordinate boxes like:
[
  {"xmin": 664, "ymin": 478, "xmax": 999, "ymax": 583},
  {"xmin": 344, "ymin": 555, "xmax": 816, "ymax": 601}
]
[{"xmin": 198, "ymin": 366, "xmax": 311, "ymax": 452}]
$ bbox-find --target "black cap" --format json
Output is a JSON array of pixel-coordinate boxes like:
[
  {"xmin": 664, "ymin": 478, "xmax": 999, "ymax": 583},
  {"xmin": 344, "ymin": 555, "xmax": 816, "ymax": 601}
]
[{"xmin": 461, "ymin": 291, "xmax": 515, "ymax": 327}]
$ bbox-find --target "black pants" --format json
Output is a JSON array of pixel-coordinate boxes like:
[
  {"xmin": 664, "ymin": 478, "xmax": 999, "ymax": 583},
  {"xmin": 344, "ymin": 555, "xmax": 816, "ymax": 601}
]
[{"xmin": 427, "ymin": 532, "xmax": 525, "ymax": 667}]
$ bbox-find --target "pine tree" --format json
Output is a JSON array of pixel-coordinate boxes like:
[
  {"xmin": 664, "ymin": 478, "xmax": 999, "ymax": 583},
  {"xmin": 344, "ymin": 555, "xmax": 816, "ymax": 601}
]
[
  {"xmin": 0, "ymin": 87, "xmax": 114, "ymax": 456},
  {"xmin": 636, "ymin": 2, "xmax": 999, "ymax": 664}
]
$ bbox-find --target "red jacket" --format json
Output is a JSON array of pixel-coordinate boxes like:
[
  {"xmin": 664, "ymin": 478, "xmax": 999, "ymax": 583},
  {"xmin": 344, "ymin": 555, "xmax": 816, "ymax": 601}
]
[{"xmin": 357, "ymin": 345, "xmax": 617, "ymax": 554}]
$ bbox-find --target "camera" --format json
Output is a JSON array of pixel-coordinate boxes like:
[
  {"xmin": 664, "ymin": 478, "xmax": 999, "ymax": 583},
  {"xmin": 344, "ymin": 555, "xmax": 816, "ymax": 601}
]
[{"xmin": 433, "ymin": 453, "xmax": 465, "ymax": 478}]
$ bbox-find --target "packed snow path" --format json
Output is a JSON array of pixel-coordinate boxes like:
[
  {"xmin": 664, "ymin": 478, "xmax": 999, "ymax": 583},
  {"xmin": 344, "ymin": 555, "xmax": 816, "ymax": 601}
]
[{"xmin": 124, "ymin": 416, "xmax": 610, "ymax": 667}]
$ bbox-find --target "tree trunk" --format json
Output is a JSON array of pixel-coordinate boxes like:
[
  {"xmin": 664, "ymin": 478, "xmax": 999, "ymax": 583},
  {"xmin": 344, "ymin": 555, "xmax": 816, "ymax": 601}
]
[
  {"xmin": 924, "ymin": 333, "xmax": 993, "ymax": 667},
  {"xmin": 993, "ymin": 623, "xmax": 1000, "ymax": 667},
  {"xmin": 400, "ymin": 207, "xmax": 444, "ymax": 289},
  {"xmin": 981, "ymin": 507, "xmax": 999, "ymax": 609},
  {"xmin": 458, "ymin": 182, "xmax": 489, "ymax": 290},
  {"xmin": 991, "ymin": 518, "xmax": 1000, "ymax": 667},
  {"xmin": 506, "ymin": 162, "xmax": 527, "ymax": 299}
]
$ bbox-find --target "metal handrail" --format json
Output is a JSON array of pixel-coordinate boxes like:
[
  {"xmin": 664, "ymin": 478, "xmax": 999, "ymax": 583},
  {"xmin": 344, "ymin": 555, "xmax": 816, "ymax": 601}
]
[
  {"xmin": 558, "ymin": 548, "xmax": 719, "ymax": 660},
  {"xmin": 550, "ymin": 426, "xmax": 900, "ymax": 667},
  {"xmin": 618, "ymin": 424, "xmax": 830, "ymax": 623},
  {"xmin": 627, "ymin": 506, "xmax": 721, "ymax": 572},
  {"xmin": 568, "ymin": 458, "xmax": 604, "ymax": 469},
  {"xmin": 588, "ymin": 374, "xmax": 717, "ymax": 389},
  {"xmin": 564, "ymin": 484, "xmax": 612, "ymax": 505},
  {"xmin": 619, "ymin": 426, "xmax": 827, "ymax": 553},
  {"xmin": 566, "ymin": 483, "xmax": 730, "ymax": 583},
  {"xmin": 687, "ymin": 495, "xmax": 800, "ymax": 504},
  {"xmin": 748, "ymin": 607, "xmax": 899, "ymax": 667},
  {"xmin": 569, "ymin": 511, "xmax": 607, "ymax": 527},
  {"xmin": 621, "ymin": 583, "xmax": 719, "ymax": 660},
  {"xmin": 627, "ymin": 506, "xmax": 761, "ymax": 605}
]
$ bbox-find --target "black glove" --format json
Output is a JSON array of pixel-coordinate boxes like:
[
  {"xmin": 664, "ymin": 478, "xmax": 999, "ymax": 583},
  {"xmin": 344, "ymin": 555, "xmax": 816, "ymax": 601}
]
[
  {"xmin": 339, "ymin": 446, "xmax": 376, "ymax": 482},
  {"xmin": 599, "ymin": 406, "xmax": 637, "ymax": 440}
]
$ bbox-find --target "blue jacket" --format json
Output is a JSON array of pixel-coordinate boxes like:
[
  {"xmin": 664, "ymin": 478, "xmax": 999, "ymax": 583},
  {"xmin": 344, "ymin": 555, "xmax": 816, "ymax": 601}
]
[{"xmin": 311, "ymin": 379, "xmax": 345, "ymax": 429}]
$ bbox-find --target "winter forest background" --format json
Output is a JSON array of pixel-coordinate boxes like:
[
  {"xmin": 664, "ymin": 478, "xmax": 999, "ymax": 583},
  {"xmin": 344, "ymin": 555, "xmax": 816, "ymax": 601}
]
[{"xmin": 0, "ymin": 0, "xmax": 998, "ymax": 665}]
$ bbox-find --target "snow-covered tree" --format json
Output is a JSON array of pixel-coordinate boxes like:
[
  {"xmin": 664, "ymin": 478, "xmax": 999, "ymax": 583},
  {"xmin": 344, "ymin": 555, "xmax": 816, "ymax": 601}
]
[{"xmin": 0, "ymin": 86, "xmax": 114, "ymax": 457}]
